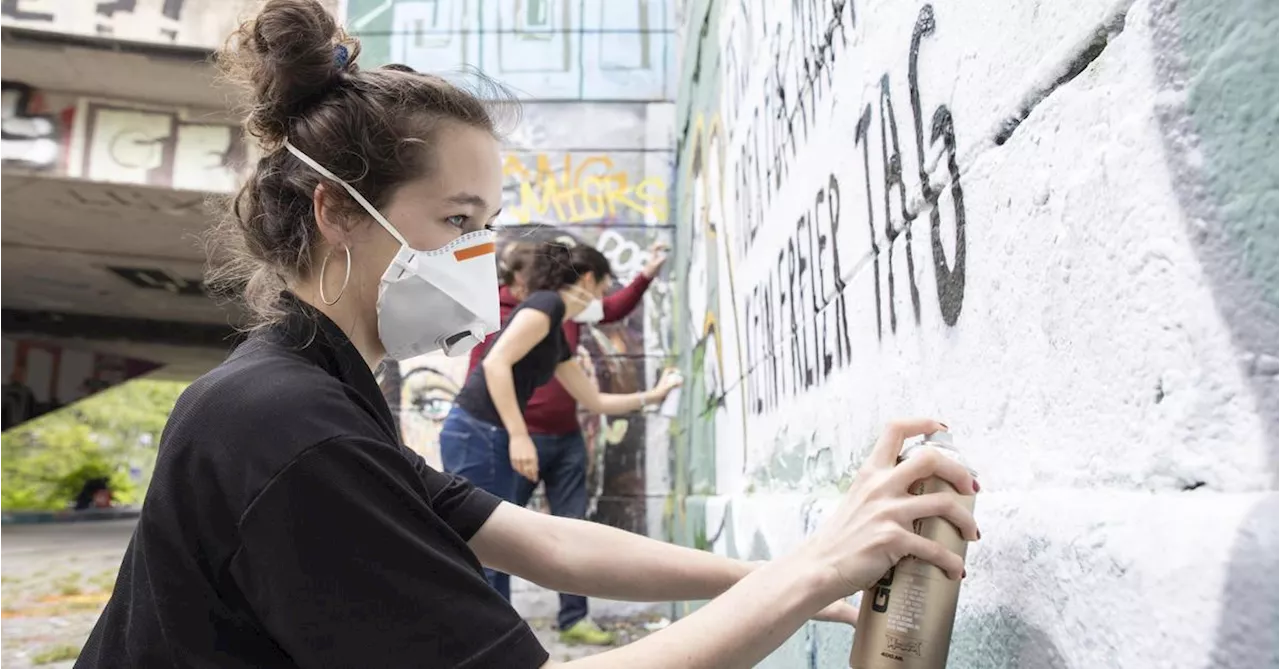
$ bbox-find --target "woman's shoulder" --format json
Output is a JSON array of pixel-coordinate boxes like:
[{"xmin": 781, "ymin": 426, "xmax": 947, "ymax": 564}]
[
  {"xmin": 151, "ymin": 342, "xmax": 392, "ymax": 525},
  {"xmin": 163, "ymin": 342, "xmax": 375, "ymax": 469},
  {"xmin": 517, "ymin": 290, "xmax": 565, "ymax": 318}
]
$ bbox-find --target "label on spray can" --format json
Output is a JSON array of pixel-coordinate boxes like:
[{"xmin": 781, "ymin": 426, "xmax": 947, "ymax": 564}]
[{"xmin": 849, "ymin": 431, "xmax": 977, "ymax": 669}]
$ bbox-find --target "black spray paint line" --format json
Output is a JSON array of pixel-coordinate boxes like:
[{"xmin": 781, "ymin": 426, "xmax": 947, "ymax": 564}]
[
  {"xmin": 904, "ymin": 0, "xmax": 1135, "ymax": 220},
  {"xmin": 993, "ymin": 1, "xmax": 1130, "ymax": 145}
]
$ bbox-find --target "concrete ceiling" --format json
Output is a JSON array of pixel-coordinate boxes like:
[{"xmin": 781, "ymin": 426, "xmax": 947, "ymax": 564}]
[
  {"xmin": 1, "ymin": 27, "xmax": 236, "ymax": 110},
  {"xmin": 3, "ymin": 28, "xmax": 244, "ymax": 378}
]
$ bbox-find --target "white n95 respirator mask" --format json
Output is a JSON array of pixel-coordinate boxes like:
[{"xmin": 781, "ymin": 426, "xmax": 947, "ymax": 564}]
[{"xmin": 284, "ymin": 141, "xmax": 500, "ymax": 360}]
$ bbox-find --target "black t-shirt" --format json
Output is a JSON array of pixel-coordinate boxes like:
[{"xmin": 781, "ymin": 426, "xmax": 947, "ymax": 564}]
[
  {"xmin": 76, "ymin": 295, "xmax": 548, "ymax": 669},
  {"xmin": 454, "ymin": 290, "xmax": 573, "ymax": 426}
]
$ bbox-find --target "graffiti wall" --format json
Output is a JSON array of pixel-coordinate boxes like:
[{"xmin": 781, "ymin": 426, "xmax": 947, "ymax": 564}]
[
  {"xmin": 344, "ymin": 0, "xmax": 677, "ymax": 100},
  {"xmin": 1, "ymin": 80, "xmax": 252, "ymax": 193},
  {"xmin": 670, "ymin": 0, "xmax": 1277, "ymax": 666},
  {"xmin": 1, "ymin": 338, "xmax": 160, "ymax": 431},
  {"xmin": 0, "ymin": 0, "xmax": 281, "ymax": 48}
]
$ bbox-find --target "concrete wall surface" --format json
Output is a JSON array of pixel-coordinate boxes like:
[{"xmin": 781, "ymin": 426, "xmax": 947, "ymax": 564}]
[{"xmin": 667, "ymin": 0, "xmax": 1278, "ymax": 666}]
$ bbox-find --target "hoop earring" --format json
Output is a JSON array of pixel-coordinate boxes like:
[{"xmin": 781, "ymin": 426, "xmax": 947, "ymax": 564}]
[{"xmin": 319, "ymin": 245, "xmax": 351, "ymax": 306}]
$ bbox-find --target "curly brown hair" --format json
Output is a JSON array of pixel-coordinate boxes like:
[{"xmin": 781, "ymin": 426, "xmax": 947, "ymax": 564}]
[{"xmin": 205, "ymin": 0, "xmax": 516, "ymax": 329}]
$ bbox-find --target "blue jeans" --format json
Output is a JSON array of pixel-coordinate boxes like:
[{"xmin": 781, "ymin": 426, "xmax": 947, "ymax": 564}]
[
  {"xmin": 438, "ymin": 406, "xmax": 514, "ymax": 601},
  {"xmin": 514, "ymin": 431, "xmax": 590, "ymax": 631}
]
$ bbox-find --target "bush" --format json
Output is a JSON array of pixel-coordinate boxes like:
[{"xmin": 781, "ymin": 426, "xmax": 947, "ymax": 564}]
[{"xmin": 1, "ymin": 379, "xmax": 187, "ymax": 511}]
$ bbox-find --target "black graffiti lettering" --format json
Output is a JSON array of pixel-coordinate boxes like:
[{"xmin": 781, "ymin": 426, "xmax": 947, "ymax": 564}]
[
  {"xmin": 929, "ymin": 107, "xmax": 966, "ymax": 325},
  {"xmin": 855, "ymin": 105, "xmax": 884, "ymax": 340},
  {"xmin": 730, "ymin": 0, "xmax": 860, "ymax": 261},
  {"xmin": 813, "ymin": 188, "xmax": 835, "ymax": 377},
  {"xmin": 731, "ymin": 2, "xmax": 970, "ymax": 414},
  {"xmin": 742, "ymin": 175, "xmax": 853, "ymax": 414},
  {"xmin": 768, "ymin": 275, "xmax": 780, "ymax": 411},
  {"xmin": 826, "ymin": 174, "xmax": 852, "ymax": 368},
  {"xmin": 879, "ymin": 75, "xmax": 923, "ymax": 332},
  {"xmin": 800, "ymin": 209, "xmax": 823, "ymax": 387},
  {"xmin": 909, "ymin": 3, "xmax": 966, "ymax": 326},
  {"xmin": 788, "ymin": 236, "xmax": 809, "ymax": 389},
  {"xmin": 772, "ymin": 247, "xmax": 787, "ymax": 398},
  {"xmin": 834, "ymin": 0, "xmax": 853, "ymax": 47},
  {"xmin": 792, "ymin": 0, "xmax": 816, "ymax": 141}
]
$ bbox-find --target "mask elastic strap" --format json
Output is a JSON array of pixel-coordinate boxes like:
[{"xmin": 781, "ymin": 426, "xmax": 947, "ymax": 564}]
[{"xmin": 282, "ymin": 140, "xmax": 410, "ymax": 248}]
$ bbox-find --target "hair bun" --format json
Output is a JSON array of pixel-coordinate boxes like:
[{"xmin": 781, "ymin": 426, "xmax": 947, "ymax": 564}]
[{"xmin": 219, "ymin": 0, "xmax": 359, "ymax": 146}]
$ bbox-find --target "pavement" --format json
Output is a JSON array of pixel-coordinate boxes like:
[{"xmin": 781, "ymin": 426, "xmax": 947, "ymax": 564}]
[{"xmin": 1, "ymin": 518, "xmax": 659, "ymax": 667}]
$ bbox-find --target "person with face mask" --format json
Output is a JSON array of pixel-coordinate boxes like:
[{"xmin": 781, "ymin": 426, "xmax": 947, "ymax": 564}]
[
  {"xmin": 465, "ymin": 237, "xmax": 670, "ymax": 645},
  {"xmin": 75, "ymin": 3, "xmax": 980, "ymax": 667},
  {"xmin": 442, "ymin": 241, "xmax": 682, "ymax": 606}
]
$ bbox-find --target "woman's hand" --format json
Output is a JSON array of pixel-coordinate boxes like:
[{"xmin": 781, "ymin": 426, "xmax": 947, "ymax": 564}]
[
  {"xmin": 510, "ymin": 434, "xmax": 540, "ymax": 482},
  {"xmin": 799, "ymin": 418, "xmax": 979, "ymax": 599},
  {"xmin": 642, "ymin": 241, "xmax": 671, "ymax": 279},
  {"xmin": 654, "ymin": 368, "xmax": 683, "ymax": 398}
]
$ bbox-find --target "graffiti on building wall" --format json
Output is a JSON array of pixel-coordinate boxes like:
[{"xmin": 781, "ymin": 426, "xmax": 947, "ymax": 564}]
[
  {"xmin": 1, "ymin": 337, "xmax": 160, "ymax": 431},
  {"xmin": 345, "ymin": 0, "xmax": 677, "ymax": 100},
  {"xmin": 1, "ymin": 81, "xmax": 63, "ymax": 170},
  {"xmin": 502, "ymin": 152, "xmax": 669, "ymax": 225},
  {"xmin": 0, "ymin": 0, "xmax": 261, "ymax": 48},
  {"xmin": 3, "ymin": 0, "xmax": 184, "ymax": 41},
  {"xmin": 72, "ymin": 101, "xmax": 249, "ymax": 192},
  {"xmin": 0, "ymin": 82, "xmax": 253, "ymax": 193}
]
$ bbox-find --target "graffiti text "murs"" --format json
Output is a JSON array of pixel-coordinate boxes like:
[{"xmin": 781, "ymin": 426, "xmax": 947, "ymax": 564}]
[{"xmin": 504, "ymin": 153, "xmax": 668, "ymax": 224}]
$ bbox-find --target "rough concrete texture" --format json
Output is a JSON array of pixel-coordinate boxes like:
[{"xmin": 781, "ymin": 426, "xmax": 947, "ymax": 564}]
[{"xmin": 667, "ymin": 0, "xmax": 1278, "ymax": 666}]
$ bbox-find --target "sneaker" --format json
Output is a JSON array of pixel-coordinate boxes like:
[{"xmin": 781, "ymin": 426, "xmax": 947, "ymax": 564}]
[{"xmin": 558, "ymin": 618, "xmax": 616, "ymax": 646}]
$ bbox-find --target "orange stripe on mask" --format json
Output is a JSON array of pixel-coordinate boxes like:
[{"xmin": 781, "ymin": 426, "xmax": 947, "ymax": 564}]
[{"xmin": 454, "ymin": 242, "xmax": 495, "ymax": 261}]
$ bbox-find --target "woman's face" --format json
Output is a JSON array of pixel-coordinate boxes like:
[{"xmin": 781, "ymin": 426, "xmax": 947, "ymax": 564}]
[
  {"xmin": 576, "ymin": 272, "xmax": 614, "ymax": 301},
  {"xmin": 334, "ymin": 122, "xmax": 504, "ymax": 354}
]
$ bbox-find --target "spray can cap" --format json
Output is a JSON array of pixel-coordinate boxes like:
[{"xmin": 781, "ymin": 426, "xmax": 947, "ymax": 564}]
[
  {"xmin": 924, "ymin": 430, "xmax": 954, "ymax": 447},
  {"xmin": 902, "ymin": 430, "xmax": 977, "ymax": 477}
]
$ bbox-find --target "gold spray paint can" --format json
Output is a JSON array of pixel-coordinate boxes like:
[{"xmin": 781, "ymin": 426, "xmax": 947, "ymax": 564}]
[{"xmin": 849, "ymin": 431, "xmax": 976, "ymax": 669}]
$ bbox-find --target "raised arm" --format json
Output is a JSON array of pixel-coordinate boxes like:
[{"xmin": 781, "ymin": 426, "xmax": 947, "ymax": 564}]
[
  {"xmin": 600, "ymin": 274, "xmax": 652, "ymax": 323},
  {"xmin": 554, "ymin": 359, "xmax": 681, "ymax": 415}
]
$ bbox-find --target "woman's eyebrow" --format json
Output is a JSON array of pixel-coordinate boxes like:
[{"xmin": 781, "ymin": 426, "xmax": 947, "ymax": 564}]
[{"xmin": 445, "ymin": 192, "xmax": 488, "ymax": 208}]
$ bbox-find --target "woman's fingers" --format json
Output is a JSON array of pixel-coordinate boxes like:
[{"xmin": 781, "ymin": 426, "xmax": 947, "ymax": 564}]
[
  {"xmin": 895, "ymin": 491, "xmax": 979, "ymax": 542},
  {"xmin": 889, "ymin": 448, "xmax": 978, "ymax": 497},
  {"xmin": 868, "ymin": 419, "xmax": 948, "ymax": 469},
  {"xmin": 510, "ymin": 457, "xmax": 539, "ymax": 482},
  {"xmin": 896, "ymin": 531, "xmax": 966, "ymax": 580}
]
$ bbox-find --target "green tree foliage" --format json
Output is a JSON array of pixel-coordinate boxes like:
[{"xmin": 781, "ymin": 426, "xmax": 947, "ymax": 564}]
[{"xmin": 1, "ymin": 379, "xmax": 188, "ymax": 511}]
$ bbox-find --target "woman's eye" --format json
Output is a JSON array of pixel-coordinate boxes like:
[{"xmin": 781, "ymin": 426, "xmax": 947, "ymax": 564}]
[{"xmin": 445, "ymin": 214, "xmax": 470, "ymax": 229}]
